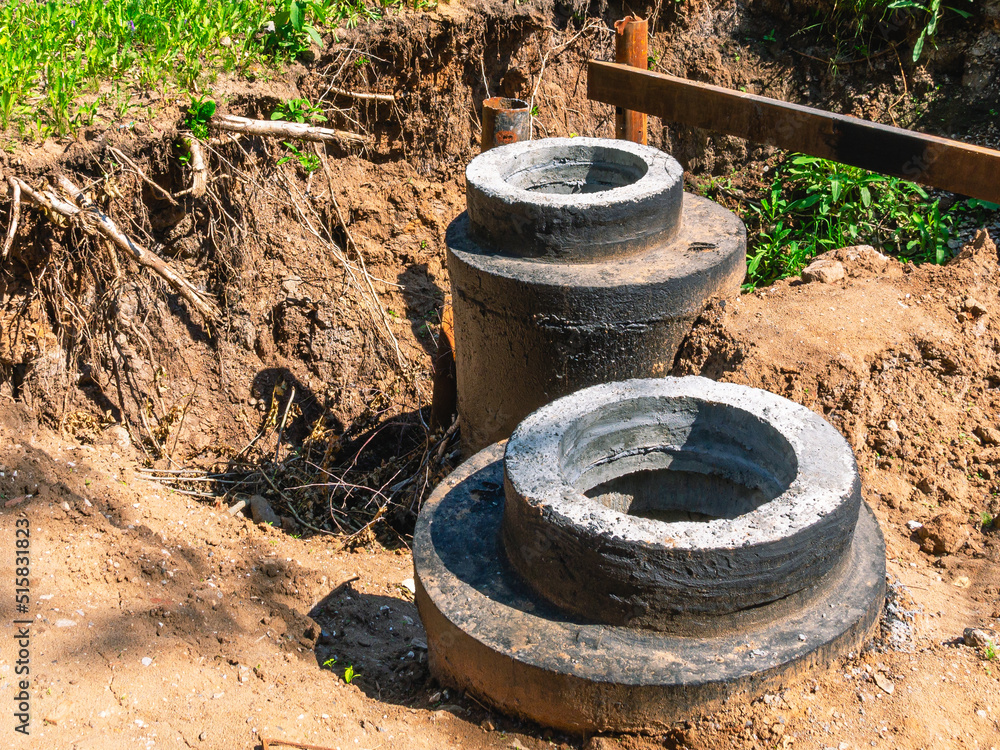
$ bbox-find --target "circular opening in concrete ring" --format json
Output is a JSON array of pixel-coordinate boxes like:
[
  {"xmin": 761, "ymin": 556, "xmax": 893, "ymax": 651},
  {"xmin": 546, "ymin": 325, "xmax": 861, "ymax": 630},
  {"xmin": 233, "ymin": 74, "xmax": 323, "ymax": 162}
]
[
  {"xmin": 504, "ymin": 377, "xmax": 860, "ymax": 552},
  {"xmin": 502, "ymin": 142, "xmax": 649, "ymax": 195},
  {"xmin": 562, "ymin": 395, "xmax": 797, "ymax": 523}
]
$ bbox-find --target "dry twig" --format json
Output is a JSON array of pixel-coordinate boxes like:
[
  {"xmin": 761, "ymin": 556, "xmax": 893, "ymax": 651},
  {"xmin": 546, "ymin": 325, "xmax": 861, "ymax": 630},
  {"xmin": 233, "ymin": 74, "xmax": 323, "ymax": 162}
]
[
  {"xmin": 263, "ymin": 738, "xmax": 340, "ymax": 750},
  {"xmin": 108, "ymin": 147, "xmax": 179, "ymax": 206},
  {"xmin": 210, "ymin": 114, "xmax": 367, "ymax": 145}
]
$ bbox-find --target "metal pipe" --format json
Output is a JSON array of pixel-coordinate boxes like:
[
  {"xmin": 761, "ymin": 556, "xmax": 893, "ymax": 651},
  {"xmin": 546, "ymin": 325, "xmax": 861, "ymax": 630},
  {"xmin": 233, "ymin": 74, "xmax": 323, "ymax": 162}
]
[
  {"xmin": 614, "ymin": 16, "xmax": 648, "ymax": 144},
  {"xmin": 480, "ymin": 97, "xmax": 531, "ymax": 152}
]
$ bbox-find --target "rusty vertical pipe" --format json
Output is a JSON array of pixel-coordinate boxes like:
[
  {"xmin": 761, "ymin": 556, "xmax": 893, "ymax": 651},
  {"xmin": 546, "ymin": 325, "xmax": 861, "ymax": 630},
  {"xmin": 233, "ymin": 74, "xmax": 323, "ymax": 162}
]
[
  {"xmin": 614, "ymin": 16, "xmax": 648, "ymax": 145},
  {"xmin": 481, "ymin": 97, "xmax": 531, "ymax": 152}
]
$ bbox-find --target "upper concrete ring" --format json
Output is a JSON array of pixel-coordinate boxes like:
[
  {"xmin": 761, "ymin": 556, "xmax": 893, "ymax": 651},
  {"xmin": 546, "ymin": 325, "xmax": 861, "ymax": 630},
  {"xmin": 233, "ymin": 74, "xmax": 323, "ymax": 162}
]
[{"xmin": 465, "ymin": 137, "xmax": 683, "ymax": 262}]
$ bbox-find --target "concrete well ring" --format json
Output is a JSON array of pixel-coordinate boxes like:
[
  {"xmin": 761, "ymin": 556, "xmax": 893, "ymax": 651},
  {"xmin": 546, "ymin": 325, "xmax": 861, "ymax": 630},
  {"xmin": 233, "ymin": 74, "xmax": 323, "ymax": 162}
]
[{"xmin": 502, "ymin": 376, "xmax": 863, "ymax": 631}]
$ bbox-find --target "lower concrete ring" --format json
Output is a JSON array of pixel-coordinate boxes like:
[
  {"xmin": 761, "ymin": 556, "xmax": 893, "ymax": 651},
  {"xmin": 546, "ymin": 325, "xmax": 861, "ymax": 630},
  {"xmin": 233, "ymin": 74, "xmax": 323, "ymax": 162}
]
[
  {"xmin": 465, "ymin": 137, "xmax": 684, "ymax": 261},
  {"xmin": 502, "ymin": 377, "xmax": 863, "ymax": 632},
  {"xmin": 413, "ymin": 444, "xmax": 886, "ymax": 733}
]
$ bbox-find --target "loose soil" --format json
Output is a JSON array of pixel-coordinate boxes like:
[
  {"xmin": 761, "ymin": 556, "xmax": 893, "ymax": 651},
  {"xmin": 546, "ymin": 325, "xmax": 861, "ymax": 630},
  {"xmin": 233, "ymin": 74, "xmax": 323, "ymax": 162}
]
[{"xmin": 1, "ymin": 0, "xmax": 1000, "ymax": 747}]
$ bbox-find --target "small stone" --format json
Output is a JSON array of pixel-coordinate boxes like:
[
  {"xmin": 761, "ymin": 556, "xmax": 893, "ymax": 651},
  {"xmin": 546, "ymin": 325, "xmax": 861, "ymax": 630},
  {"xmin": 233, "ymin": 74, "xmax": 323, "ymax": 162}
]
[
  {"xmin": 141, "ymin": 656, "xmax": 153, "ymax": 667},
  {"xmin": 978, "ymin": 709, "xmax": 988, "ymax": 718},
  {"xmin": 916, "ymin": 510, "xmax": 969, "ymax": 554},
  {"xmin": 963, "ymin": 297, "xmax": 988, "ymax": 316},
  {"xmin": 906, "ymin": 520, "xmax": 923, "ymax": 531},
  {"xmin": 199, "ymin": 732, "xmax": 207, "ymax": 741},
  {"xmin": 873, "ymin": 673, "xmax": 894, "ymax": 695},
  {"xmin": 480, "ymin": 719, "xmax": 495, "ymax": 731},
  {"xmin": 802, "ymin": 259, "xmax": 846, "ymax": 284},
  {"xmin": 104, "ymin": 425, "xmax": 132, "ymax": 450},
  {"xmin": 964, "ymin": 627, "xmax": 995, "ymax": 649},
  {"xmin": 953, "ymin": 576, "xmax": 971, "ymax": 588},
  {"xmin": 250, "ymin": 495, "xmax": 281, "ymax": 527},
  {"xmin": 400, "ymin": 578, "xmax": 416, "ymax": 594},
  {"xmin": 55, "ymin": 619, "xmax": 77, "ymax": 628}
]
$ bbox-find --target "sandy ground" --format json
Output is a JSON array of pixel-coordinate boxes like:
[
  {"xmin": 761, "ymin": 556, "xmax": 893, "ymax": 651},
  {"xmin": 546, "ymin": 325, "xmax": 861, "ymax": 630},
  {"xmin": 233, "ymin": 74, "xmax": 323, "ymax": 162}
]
[{"xmin": 0, "ymin": 236, "xmax": 998, "ymax": 750}]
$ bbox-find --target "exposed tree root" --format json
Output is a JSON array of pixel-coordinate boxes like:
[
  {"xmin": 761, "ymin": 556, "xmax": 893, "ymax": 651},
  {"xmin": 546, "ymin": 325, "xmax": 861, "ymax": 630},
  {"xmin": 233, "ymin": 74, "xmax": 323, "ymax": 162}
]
[
  {"xmin": 108, "ymin": 147, "xmax": 179, "ymax": 206},
  {"xmin": 2, "ymin": 176, "xmax": 19, "ymax": 259},
  {"xmin": 13, "ymin": 174, "xmax": 219, "ymax": 324},
  {"xmin": 210, "ymin": 114, "xmax": 367, "ymax": 145},
  {"xmin": 174, "ymin": 138, "xmax": 208, "ymax": 199},
  {"xmin": 326, "ymin": 85, "xmax": 396, "ymax": 103}
]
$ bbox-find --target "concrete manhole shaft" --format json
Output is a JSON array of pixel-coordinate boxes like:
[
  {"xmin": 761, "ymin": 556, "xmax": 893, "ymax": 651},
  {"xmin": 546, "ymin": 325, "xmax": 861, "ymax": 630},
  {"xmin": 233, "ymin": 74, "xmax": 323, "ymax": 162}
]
[
  {"xmin": 449, "ymin": 138, "xmax": 746, "ymax": 454},
  {"xmin": 413, "ymin": 377, "xmax": 886, "ymax": 732}
]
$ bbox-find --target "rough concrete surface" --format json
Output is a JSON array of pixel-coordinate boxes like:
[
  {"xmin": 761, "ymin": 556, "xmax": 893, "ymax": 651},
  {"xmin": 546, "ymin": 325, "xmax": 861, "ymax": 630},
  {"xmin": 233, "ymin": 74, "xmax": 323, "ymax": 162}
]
[
  {"xmin": 465, "ymin": 137, "xmax": 684, "ymax": 261},
  {"xmin": 501, "ymin": 377, "xmax": 862, "ymax": 629},
  {"xmin": 449, "ymin": 193, "xmax": 746, "ymax": 453},
  {"xmin": 413, "ymin": 444, "xmax": 886, "ymax": 733}
]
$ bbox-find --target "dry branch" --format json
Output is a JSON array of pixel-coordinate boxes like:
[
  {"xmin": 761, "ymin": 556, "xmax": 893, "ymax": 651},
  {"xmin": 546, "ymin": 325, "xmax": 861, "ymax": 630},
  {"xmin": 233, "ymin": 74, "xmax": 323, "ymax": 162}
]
[
  {"xmin": 2, "ymin": 177, "xmax": 20, "ymax": 259},
  {"xmin": 108, "ymin": 147, "xmax": 179, "ymax": 206},
  {"xmin": 210, "ymin": 114, "xmax": 367, "ymax": 145},
  {"xmin": 14, "ymin": 175, "xmax": 218, "ymax": 323},
  {"xmin": 262, "ymin": 738, "xmax": 339, "ymax": 750},
  {"xmin": 327, "ymin": 85, "xmax": 396, "ymax": 103}
]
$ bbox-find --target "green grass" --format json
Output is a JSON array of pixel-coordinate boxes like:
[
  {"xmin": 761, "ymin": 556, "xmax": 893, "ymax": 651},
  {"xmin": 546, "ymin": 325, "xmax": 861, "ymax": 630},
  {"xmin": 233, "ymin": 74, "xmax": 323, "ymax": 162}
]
[
  {"xmin": 0, "ymin": 0, "xmax": 403, "ymax": 140},
  {"xmin": 793, "ymin": 0, "xmax": 973, "ymax": 64},
  {"xmin": 743, "ymin": 155, "xmax": 1000, "ymax": 289}
]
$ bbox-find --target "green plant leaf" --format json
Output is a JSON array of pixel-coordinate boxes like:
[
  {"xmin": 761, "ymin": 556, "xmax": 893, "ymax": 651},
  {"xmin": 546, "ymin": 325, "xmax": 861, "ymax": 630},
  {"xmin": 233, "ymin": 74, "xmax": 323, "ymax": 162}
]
[
  {"xmin": 305, "ymin": 25, "xmax": 324, "ymax": 48},
  {"xmin": 290, "ymin": 1, "xmax": 304, "ymax": 31},
  {"xmin": 912, "ymin": 28, "xmax": 928, "ymax": 62}
]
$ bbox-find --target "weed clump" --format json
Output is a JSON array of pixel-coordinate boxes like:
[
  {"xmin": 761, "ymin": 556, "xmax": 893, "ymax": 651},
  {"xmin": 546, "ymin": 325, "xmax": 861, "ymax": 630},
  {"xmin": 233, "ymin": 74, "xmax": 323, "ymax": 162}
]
[{"xmin": 744, "ymin": 155, "xmax": 1000, "ymax": 288}]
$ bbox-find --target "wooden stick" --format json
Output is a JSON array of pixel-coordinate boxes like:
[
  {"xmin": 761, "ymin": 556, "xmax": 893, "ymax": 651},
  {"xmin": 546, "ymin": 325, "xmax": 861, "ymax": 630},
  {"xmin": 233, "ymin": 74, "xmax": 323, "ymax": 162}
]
[
  {"xmin": 108, "ymin": 147, "xmax": 179, "ymax": 206},
  {"xmin": 2, "ymin": 177, "xmax": 20, "ymax": 259},
  {"xmin": 21, "ymin": 175, "xmax": 219, "ymax": 323},
  {"xmin": 262, "ymin": 738, "xmax": 339, "ymax": 750},
  {"xmin": 327, "ymin": 85, "xmax": 396, "ymax": 103},
  {"xmin": 210, "ymin": 114, "xmax": 367, "ymax": 145},
  {"xmin": 613, "ymin": 16, "xmax": 648, "ymax": 144},
  {"xmin": 587, "ymin": 60, "xmax": 1000, "ymax": 203}
]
